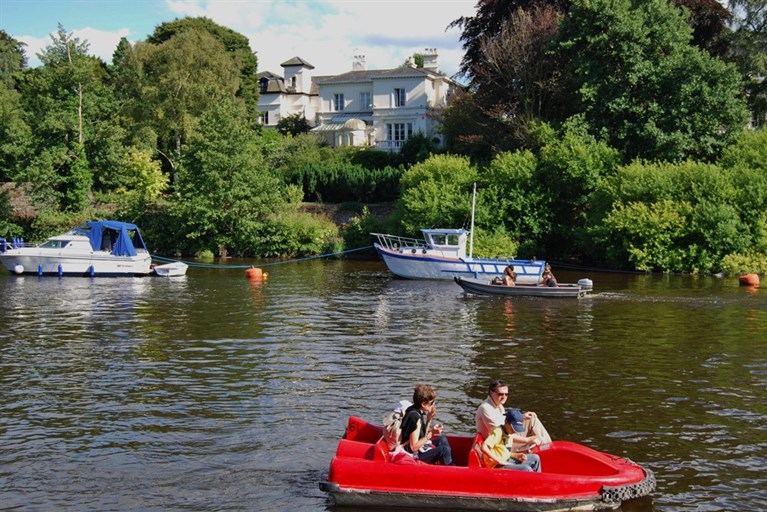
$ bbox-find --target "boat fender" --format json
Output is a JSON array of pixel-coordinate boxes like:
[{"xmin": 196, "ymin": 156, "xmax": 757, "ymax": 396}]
[
  {"xmin": 601, "ymin": 467, "xmax": 656, "ymax": 504},
  {"xmin": 739, "ymin": 273, "xmax": 760, "ymax": 287},
  {"xmin": 38, "ymin": 264, "xmax": 43, "ymax": 275},
  {"xmin": 14, "ymin": 264, "xmax": 24, "ymax": 274},
  {"xmin": 58, "ymin": 263, "xmax": 63, "ymax": 276}
]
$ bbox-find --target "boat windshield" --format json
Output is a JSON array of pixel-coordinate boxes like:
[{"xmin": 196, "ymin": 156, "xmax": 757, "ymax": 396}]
[
  {"xmin": 40, "ymin": 239, "xmax": 69, "ymax": 249},
  {"xmin": 430, "ymin": 233, "xmax": 461, "ymax": 247}
]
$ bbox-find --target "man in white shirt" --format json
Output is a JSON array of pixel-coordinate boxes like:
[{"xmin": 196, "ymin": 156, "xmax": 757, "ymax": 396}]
[{"xmin": 475, "ymin": 380, "xmax": 552, "ymax": 450}]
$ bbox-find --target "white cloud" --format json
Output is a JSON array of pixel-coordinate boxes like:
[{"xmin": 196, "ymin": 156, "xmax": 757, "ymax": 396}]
[{"xmin": 163, "ymin": 0, "xmax": 475, "ymax": 77}]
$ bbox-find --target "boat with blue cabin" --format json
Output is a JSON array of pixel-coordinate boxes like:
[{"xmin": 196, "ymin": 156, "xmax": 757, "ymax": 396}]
[{"xmin": 0, "ymin": 220, "xmax": 152, "ymax": 277}]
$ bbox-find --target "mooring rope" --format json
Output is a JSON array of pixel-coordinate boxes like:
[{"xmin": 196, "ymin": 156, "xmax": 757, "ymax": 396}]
[{"xmin": 151, "ymin": 245, "xmax": 374, "ymax": 269}]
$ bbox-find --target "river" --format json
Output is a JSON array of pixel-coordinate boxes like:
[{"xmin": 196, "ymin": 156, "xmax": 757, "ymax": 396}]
[{"xmin": 0, "ymin": 260, "xmax": 764, "ymax": 511}]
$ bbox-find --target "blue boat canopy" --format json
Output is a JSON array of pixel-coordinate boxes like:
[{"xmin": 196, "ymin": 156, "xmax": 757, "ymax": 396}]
[{"xmin": 74, "ymin": 220, "xmax": 148, "ymax": 257}]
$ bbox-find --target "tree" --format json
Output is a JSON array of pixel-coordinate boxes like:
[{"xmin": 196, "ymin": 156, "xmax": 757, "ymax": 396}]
[
  {"xmin": 397, "ymin": 154, "xmax": 478, "ymax": 235},
  {"xmin": 0, "ymin": 30, "xmax": 27, "ymax": 88},
  {"xmin": 118, "ymin": 29, "xmax": 240, "ymax": 185},
  {"xmin": 0, "ymin": 32, "xmax": 31, "ymax": 181},
  {"xmin": 449, "ymin": 0, "xmax": 734, "ymax": 152},
  {"xmin": 558, "ymin": 0, "xmax": 748, "ymax": 162},
  {"xmin": 174, "ymin": 98, "xmax": 284, "ymax": 256},
  {"xmin": 146, "ymin": 17, "xmax": 259, "ymax": 113},
  {"xmin": 727, "ymin": 0, "xmax": 767, "ymax": 126},
  {"xmin": 15, "ymin": 25, "xmax": 117, "ymax": 209},
  {"xmin": 276, "ymin": 113, "xmax": 310, "ymax": 136}
]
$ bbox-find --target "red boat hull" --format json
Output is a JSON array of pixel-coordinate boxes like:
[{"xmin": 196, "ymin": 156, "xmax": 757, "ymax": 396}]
[{"xmin": 320, "ymin": 417, "xmax": 655, "ymax": 511}]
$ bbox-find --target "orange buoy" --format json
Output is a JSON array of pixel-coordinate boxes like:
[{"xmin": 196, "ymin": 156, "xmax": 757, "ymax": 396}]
[
  {"xmin": 245, "ymin": 267, "xmax": 266, "ymax": 281},
  {"xmin": 739, "ymin": 273, "xmax": 760, "ymax": 287}
]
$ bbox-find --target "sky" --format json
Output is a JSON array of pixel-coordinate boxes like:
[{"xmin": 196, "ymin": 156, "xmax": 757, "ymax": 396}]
[{"xmin": 1, "ymin": 0, "xmax": 477, "ymax": 78}]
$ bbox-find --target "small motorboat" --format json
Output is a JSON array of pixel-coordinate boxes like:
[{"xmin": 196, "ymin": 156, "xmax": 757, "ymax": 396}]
[
  {"xmin": 455, "ymin": 276, "xmax": 591, "ymax": 298},
  {"xmin": 320, "ymin": 416, "xmax": 655, "ymax": 511},
  {"xmin": 0, "ymin": 220, "xmax": 151, "ymax": 277},
  {"xmin": 152, "ymin": 261, "xmax": 188, "ymax": 277}
]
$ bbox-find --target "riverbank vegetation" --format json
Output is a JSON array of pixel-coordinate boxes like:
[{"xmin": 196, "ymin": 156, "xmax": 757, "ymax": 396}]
[{"xmin": 2, "ymin": 0, "xmax": 767, "ymax": 274}]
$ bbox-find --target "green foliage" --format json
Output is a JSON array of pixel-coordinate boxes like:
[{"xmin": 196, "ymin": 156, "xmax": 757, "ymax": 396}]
[
  {"xmin": 254, "ymin": 210, "xmax": 339, "ymax": 258},
  {"xmin": 341, "ymin": 206, "xmax": 394, "ymax": 255},
  {"xmin": 558, "ymin": 0, "xmax": 748, "ymax": 162},
  {"xmin": 397, "ymin": 154, "xmax": 478, "ymax": 234},
  {"xmin": 537, "ymin": 122, "xmax": 621, "ymax": 256},
  {"xmin": 0, "ymin": 85, "xmax": 32, "ymax": 180},
  {"xmin": 479, "ymin": 149, "xmax": 550, "ymax": 256},
  {"xmin": 276, "ymin": 113, "xmax": 311, "ymax": 137},
  {"xmin": 0, "ymin": 191, "xmax": 23, "ymax": 239},
  {"xmin": 110, "ymin": 147, "xmax": 168, "ymax": 204},
  {"xmin": 62, "ymin": 144, "xmax": 92, "ymax": 212},
  {"xmin": 399, "ymin": 133, "xmax": 441, "ymax": 166},
  {"xmin": 721, "ymin": 251, "xmax": 767, "ymax": 275},
  {"xmin": 288, "ymin": 161, "xmax": 402, "ymax": 203},
  {"xmin": 174, "ymin": 97, "xmax": 284, "ymax": 256},
  {"xmin": 471, "ymin": 226, "xmax": 519, "ymax": 259},
  {"xmin": 146, "ymin": 17, "xmax": 259, "ymax": 110},
  {"xmin": 589, "ymin": 159, "xmax": 762, "ymax": 273},
  {"xmin": 598, "ymin": 199, "xmax": 692, "ymax": 272},
  {"xmin": 348, "ymin": 148, "xmax": 399, "ymax": 169}
]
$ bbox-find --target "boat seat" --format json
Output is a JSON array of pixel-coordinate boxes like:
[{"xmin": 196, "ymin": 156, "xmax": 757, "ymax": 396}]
[
  {"xmin": 468, "ymin": 434, "xmax": 484, "ymax": 468},
  {"xmin": 373, "ymin": 437, "xmax": 392, "ymax": 463}
]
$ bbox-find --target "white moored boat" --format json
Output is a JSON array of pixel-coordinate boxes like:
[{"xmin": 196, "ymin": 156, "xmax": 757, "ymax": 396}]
[
  {"xmin": 372, "ymin": 229, "xmax": 545, "ymax": 283},
  {"xmin": 0, "ymin": 220, "xmax": 152, "ymax": 277},
  {"xmin": 152, "ymin": 261, "xmax": 188, "ymax": 277}
]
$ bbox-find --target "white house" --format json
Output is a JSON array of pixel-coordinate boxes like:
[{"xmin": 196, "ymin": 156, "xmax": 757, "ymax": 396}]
[
  {"xmin": 256, "ymin": 56, "xmax": 318, "ymax": 128},
  {"xmin": 256, "ymin": 49, "xmax": 457, "ymax": 152}
]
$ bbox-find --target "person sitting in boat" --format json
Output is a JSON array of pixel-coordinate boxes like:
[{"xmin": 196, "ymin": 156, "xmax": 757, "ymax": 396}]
[
  {"xmin": 475, "ymin": 380, "xmax": 552, "ymax": 452},
  {"xmin": 502, "ymin": 265, "xmax": 516, "ymax": 286},
  {"xmin": 480, "ymin": 409, "xmax": 542, "ymax": 472},
  {"xmin": 540, "ymin": 263, "xmax": 557, "ymax": 287},
  {"xmin": 400, "ymin": 384, "xmax": 454, "ymax": 465}
]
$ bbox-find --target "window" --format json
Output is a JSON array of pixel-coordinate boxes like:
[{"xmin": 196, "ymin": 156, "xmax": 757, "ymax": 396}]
[
  {"xmin": 258, "ymin": 111, "xmax": 269, "ymax": 125},
  {"xmin": 291, "ymin": 76, "xmax": 297, "ymax": 89},
  {"xmin": 333, "ymin": 93, "xmax": 345, "ymax": 111},
  {"xmin": 360, "ymin": 92, "xmax": 371, "ymax": 111},
  {"xmin": 386, "ymin": 122, "xmax": 413, "ymax": 147},
  {"xmin": 394, "ymin": 88, "xmax": 406, "ymax": 107},
  {"xmin": 259, "ymin": 78, "xmax": 268, "ymax": 94}
]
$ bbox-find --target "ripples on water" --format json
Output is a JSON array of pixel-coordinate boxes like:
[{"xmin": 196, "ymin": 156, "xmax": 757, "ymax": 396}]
[{"xmin": 0, "ymin": 263, "xmax": 765, "ymax": 511}]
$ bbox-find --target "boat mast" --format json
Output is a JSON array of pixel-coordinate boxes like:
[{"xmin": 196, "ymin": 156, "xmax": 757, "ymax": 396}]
[{"xmin": 469, "ymin": 183, "xmax": 476, "ymax": 259}]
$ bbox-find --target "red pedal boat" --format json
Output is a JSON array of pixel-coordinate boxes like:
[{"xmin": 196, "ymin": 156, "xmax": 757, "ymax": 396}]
[{"xmin": 320, "ymin": 416, "xmax": 655, "ymax": 511}]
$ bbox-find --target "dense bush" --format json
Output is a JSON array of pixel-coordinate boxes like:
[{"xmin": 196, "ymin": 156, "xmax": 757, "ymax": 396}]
[{"xmin": 288, "ymin": 161, "xmax": 403, "ymax": 203}]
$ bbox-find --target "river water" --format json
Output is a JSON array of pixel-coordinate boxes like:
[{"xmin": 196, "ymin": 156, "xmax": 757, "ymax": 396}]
[{"xmin": 0, "ymin": 260, "xmax": 764, "ymax": 511}]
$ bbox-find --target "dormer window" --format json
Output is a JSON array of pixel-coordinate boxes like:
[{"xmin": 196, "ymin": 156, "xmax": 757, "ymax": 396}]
[
  {"xmin": 291, "ymin": 76, "xmax": 297, "ymax": 89},
  {"xmin": 259, "ymin": 78, "xmax": 269, "ymax": 94},
  {"xmin": 394, "ymin": 88, "xmax": 406, "ymax": 107}
]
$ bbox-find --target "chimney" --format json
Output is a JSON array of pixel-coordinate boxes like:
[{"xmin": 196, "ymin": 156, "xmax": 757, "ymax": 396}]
[
  {"xmin": 422, "ymin": 48, "xmax": 438, "ymax": 72},
  {"xmin": 353, "ymin": 54, "xmax": 366, "ymax": 71}
]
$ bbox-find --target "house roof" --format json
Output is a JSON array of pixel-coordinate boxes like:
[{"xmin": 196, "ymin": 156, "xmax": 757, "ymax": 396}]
[
  {"xmin": 281, "ymin": 56, "xmax": 315, "ymax": 69},
  {"xmin": 316, "ymin": 66, "xmax": 448, "ymax": 84}
]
